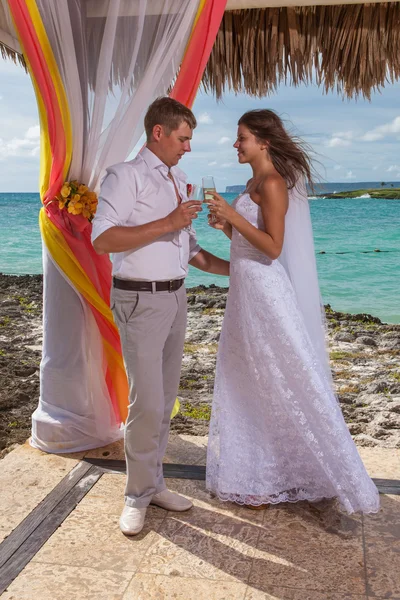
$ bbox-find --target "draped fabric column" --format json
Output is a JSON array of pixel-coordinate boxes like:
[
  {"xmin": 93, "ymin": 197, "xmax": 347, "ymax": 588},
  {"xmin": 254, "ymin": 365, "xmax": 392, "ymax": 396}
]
[
  {"xmin": 3, "ymin": 0, "xmax": 226, "ymax": 454},
  {"xmin": 6, "ymin": 0, "xmax": 200, "ymax": 452}
]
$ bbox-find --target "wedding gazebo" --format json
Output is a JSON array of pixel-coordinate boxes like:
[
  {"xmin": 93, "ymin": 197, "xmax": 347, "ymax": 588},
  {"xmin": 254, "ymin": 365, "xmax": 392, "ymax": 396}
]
[{"xmin": 0, "ymin": 0, "xmax": 399, "ymax": 454}]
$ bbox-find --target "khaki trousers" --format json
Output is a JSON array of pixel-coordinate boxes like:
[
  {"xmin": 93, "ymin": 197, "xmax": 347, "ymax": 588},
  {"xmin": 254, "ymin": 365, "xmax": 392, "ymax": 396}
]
[{"xmin": 111, "ymin": 285, "xmax": 187, "ymax": 508}]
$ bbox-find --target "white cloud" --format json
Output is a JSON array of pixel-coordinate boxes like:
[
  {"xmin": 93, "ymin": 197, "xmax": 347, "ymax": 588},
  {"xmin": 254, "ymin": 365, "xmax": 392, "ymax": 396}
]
[
  {"xmin": 0, "ymin": 124, "xmax": 40, "ymax": 161},
  {"xmin": 325, "ymin": 130, "xmax": 354, "ymax": 148},
  {"xmin": 26, "ymin": 125, "xmax": 40, "ymax": 139},
  {"xmin": 218, "ymin": 136, "xmax": 231, "ymax": 145},
  {"xmin": 361, "ymin": 116, "xmax": 400, "ymax": 142},
  {"xmin": 30, "ymin": 146, "xmax": 40, "ymax": 157},
  {"xmin": 334, "ymin": 131, "xmax": 353, "ymax": 140},
  {"xmin": 198, "ymin": 112, "xmax": 213, "ymax": 125},
  {"xmin": 326, "ymin": 137, "xmax": 351, "ymax": 148},
  {"xmin": 362, "ymin": 132, "xmax": 384, "ymax": 142},
  {"xmin": 345, "ymin": 170, "xmax": 356, "ymax": 180},
  {"xmin": 221, "ymin": 162, "xmax": 233, "ymax": 168},
  {"xmin": 208, "ymin": 161, "xmax": 217, "ymax": 166},
  {"xmin": 385, "ymin": 166, "xmax": 400, "ymax": 178},
  {"xmin": 333, "ymin": 165, "xmax": 342, "ymax": 171}
]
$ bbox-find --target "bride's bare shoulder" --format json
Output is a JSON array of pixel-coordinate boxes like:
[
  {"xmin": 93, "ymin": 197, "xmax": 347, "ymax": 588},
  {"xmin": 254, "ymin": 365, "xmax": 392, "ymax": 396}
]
[
  {"xmin": 258, "ymin": 174, "xmax": 288, "ymax": 212},
  {"xmin": 259, "ymin": 173, "xmax": 287, "ymax": 193},
  {"xmin": 250, "ymin": 173, "xmax": 286, "ymax": 203}
]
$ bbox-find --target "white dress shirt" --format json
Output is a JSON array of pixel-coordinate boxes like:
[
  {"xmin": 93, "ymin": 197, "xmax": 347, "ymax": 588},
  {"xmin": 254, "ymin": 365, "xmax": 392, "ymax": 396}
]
[{"xmin": 92, "ymin": 147, "xmax": 201, "ymax": 281}]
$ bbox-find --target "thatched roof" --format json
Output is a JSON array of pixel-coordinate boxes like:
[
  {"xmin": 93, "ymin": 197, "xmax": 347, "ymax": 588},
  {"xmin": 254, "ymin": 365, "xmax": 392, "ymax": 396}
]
[
  {"xmin": 1, "ymin": 2, "xmax": 400, "ymax": 99},
  {"xmin": 205, "ymin": 3, "xmax": 400, "ymax": 99},
  {"xmin": 0, "ymin": 1, "xmax": 25, "ymax": 68}
]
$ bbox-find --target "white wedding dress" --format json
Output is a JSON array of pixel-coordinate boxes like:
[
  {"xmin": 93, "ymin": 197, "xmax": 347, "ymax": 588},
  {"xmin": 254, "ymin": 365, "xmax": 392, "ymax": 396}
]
[{"xmin": 206, "ymin": 190, "xmax": 380, "ymax": 514}]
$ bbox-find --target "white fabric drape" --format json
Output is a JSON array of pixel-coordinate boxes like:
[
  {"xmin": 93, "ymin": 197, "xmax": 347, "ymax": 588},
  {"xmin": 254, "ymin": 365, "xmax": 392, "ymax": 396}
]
[
  {"xmin": 32, "ymin": 244, "xmax": 120, "ymax": 453},
  {"xmin": 31, "ymin": 0, "xmax": 199, "ymax": 453},
  {"xmin": 37, "ymin": 0, "xmax": 198, "ymax": 191},
  {"xmin": 278, "ymin": 180, "xmax": 332, "ymax": 380}
]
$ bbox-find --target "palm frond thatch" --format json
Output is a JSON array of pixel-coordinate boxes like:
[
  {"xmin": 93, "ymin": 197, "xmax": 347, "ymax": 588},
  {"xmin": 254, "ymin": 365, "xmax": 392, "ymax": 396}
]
[
  {"xmin": 0, "ymin": 0, "xmax": 26, "ymax": 71},
  {"xmin": 0, "ymin": 41, "xmax": 26, "ymax": 69},
  {"xmin": 1, "ymin": 3, "xmax": 400, "ymax": 98},
  {"xmin": 203, "ymin": 3, "xmax": 400, "ymax": 99}
]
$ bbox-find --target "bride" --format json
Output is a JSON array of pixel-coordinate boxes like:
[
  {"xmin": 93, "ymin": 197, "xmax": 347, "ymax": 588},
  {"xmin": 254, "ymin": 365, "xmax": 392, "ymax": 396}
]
[{"xmin": 205, "ymin": 109, "xmax": 379, "ymax": 514}]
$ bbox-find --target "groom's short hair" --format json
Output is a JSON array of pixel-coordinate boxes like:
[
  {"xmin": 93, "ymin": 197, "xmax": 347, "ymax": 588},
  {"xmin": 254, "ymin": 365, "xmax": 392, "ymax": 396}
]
[{"xmin": 145, "ymin": 97, "xmax": 197, "ymax": 141}]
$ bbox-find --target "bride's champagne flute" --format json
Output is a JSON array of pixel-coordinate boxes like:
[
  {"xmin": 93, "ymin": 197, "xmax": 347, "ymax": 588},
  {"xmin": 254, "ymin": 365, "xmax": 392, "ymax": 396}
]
[{"xmin": 202, "ymin": 176, "xmax": 217, "ymax": 224}]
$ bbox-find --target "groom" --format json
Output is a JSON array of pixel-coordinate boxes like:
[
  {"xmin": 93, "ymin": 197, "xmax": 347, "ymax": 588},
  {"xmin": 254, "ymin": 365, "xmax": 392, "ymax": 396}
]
[{"xmin": 92, "ymin": 97, "xmax": 229, "ymax": 535}]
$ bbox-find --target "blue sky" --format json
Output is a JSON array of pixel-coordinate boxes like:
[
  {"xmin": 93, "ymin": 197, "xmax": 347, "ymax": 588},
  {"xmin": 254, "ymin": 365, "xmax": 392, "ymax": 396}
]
[{"xmin": 1, "ymin": 56, "xmax": 400, "ymax": 192}]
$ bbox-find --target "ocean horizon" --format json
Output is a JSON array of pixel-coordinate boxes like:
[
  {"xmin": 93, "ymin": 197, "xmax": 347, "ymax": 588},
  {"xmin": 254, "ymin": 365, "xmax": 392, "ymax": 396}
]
[{"xmin": 1, "ymin": 184, "xmax": 399, "ymax": 323}]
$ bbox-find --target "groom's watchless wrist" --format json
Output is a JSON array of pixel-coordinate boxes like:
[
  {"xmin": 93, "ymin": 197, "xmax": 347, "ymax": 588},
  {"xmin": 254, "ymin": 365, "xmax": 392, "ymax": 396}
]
[{"xmin": 162, "ymin": 214, "xmax": 176, "ymax": 233}]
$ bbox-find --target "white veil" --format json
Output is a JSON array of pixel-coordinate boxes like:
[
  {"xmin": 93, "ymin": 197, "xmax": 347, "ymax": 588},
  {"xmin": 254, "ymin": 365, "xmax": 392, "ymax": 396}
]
[{"xmin": 278, "ymin": 179, "xmax": 332, "ymax": 379}]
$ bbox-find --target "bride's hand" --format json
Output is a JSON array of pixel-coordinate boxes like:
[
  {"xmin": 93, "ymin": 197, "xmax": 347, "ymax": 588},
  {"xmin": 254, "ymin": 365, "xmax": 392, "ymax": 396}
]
[
  {"xmin": 208, "ymin": 213, "xmax": 226, "ymax": 230},
  {"xmin": 207, "ymin": 192, "xmax": 236, "ymax": 224}
]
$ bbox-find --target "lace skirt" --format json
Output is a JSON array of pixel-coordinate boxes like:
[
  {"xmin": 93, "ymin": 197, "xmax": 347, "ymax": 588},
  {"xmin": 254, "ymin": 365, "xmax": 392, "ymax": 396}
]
[{"xmin": 206, "ymin": 256, "xmax": 380, "ymax": 514}]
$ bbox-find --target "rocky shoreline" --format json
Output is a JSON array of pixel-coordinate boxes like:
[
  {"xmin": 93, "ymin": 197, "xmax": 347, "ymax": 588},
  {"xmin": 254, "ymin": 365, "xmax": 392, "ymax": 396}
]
[
  {"xmin": 315, "ymin": 188, "xmax": 400, "ymax": 200},
  {"xmin": 1, "ymin": 274, "xmax": 399, "ymax": 456}
]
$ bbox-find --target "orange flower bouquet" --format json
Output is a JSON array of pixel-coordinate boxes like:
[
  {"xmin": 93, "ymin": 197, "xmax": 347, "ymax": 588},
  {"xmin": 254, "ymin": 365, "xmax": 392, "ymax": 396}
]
[{"xmin": 58, "ymin": 180, "xmax": 98, "ymax": 222}]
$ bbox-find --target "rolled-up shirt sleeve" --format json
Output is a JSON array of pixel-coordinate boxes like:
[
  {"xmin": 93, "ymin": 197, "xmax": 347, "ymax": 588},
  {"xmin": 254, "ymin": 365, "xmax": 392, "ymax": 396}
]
[
  {"xmin": 91, "ymin": 164, "xmax": 138, "ymax": 243},
  {"xmin": 189, "ymin": 228, "xmax": 201, "ymax": 261}
]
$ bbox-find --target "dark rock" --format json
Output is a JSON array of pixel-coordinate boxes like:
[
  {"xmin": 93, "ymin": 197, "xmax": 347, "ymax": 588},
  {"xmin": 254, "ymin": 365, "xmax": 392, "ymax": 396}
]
[
  {"xmin": 351, "ymin": 314, "xmax": 382, "ymax": 324},
  {"xmin": 205, "ymin": 299, "xmax": 217, "ymax": 308},
  {"xmin": 353, "ymin": 434, "xmax": 378, "ymax": 447},
  {"xmin": 14, "ymin": 367, "xmax": 37, "ymax": 377},
  {"xmin": 334, "ymin": 332, "xmax": 356, "ymax": 343},
  {"xmin": 338, "ymin": 394, "xmax": 356, "ymax": 405},
  {"xmin": 354, "ymin": 395, "xmax": 372, "ymax": 407},
  {"xmin": 357, "ymin": 336, "xmax": 377, "ymax": 346},
  {"xmin": 1, "ymin": 300, "xmax": 17, "ymax": 308},
  {"xmin": 347, "ymin": 423, "xmax": 364, "ymax": 435},
  {"xmin": 382, "ymin": 331, "xmax": 400, "ymax": 339},
  {"xmin": 366, "ymin": 381, "xmax": 388, "ymax": 394},
  {"xmin": 354, "ymin": 414, "xmax": 374, "ymax": 424},
  {"xmin": 367, "ymin": 425, "xmax": 389, "ymax": 439},
  {"xmin": 381, "ymin": 339, "xmax": 400, "ymax": 350}
]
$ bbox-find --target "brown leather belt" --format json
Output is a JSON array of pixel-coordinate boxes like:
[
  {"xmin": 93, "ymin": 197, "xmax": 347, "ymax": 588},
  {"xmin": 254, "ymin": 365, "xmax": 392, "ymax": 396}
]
[{"xmin": 113, "ymin": 277, "xmax": 184, "ymax": 293}]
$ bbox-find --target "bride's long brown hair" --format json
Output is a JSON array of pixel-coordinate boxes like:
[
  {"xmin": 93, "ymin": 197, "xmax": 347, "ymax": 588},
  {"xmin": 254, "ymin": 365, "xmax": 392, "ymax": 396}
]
[{"xmin": 238, "ymin": 109, "xmax": 316, "ymax": 192}]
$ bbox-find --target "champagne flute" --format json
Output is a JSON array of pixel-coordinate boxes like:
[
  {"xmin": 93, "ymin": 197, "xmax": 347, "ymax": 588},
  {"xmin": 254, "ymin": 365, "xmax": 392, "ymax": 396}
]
[
  {"xmin": 202, "ymin": 176, "xmax": 216, "ymax": 224},
  {"xmin": 184, "ymin": 183, "xmax": 202, "ymax": 233}
]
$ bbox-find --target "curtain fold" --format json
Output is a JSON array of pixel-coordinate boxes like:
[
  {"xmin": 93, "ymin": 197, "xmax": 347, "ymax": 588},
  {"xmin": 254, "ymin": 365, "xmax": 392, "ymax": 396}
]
[
  {"xmin": 171, "ymin": 0, "xmax": 228, "ymax": 108},
  {"xmin": 7, "ymin": 0, "xmax": 199, "ymax": 452},
  {"xmin": 5, "ymin": 0, "xmax": 226, "ymax": 453}
]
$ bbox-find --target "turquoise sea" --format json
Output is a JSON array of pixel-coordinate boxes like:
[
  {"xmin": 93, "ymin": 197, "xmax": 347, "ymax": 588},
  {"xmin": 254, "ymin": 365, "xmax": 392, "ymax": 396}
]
[{"xmin": 0, "ymin": 189, "xmax": 399, "ymax": 323}]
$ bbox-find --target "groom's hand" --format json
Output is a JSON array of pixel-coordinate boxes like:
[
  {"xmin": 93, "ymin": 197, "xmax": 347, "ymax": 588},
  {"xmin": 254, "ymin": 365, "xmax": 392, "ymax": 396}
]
[{"xmin": 167, "ymin": 201, "xmax": 202, "ymax": 231}]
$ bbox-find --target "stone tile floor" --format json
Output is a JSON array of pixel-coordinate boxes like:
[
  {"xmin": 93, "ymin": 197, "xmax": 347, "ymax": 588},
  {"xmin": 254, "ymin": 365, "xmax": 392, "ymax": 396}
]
[{"xmin": 0, "ymin": 437, "xmax": 399, "ymax": 600}]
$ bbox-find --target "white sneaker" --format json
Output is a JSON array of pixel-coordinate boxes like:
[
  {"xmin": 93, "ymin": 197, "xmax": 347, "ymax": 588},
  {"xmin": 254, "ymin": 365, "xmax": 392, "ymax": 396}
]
[
  {"xmin": 151, "ymin": 489, "xmax": 193, "ymax": 512},
  {"xmin": 119, "ymin": 505, "xmax": 147, "ymax": 535}
]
